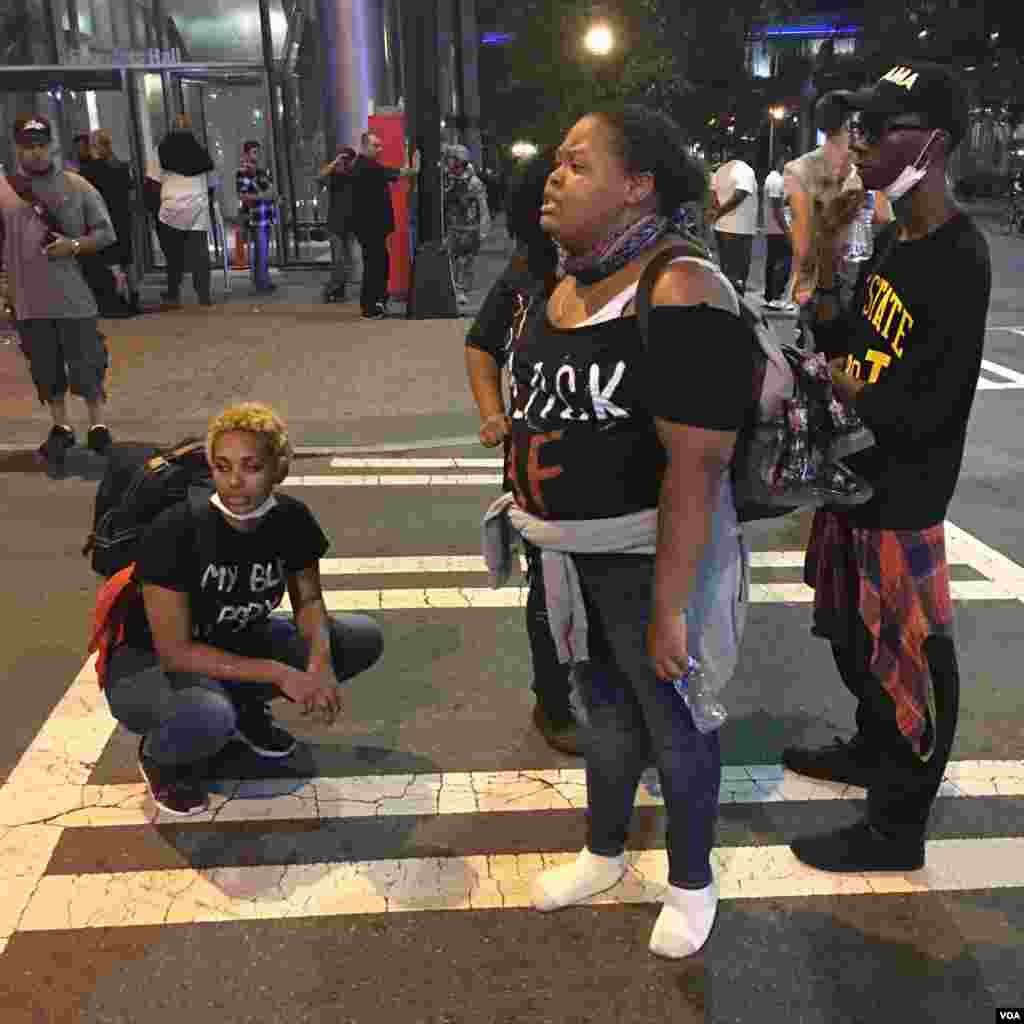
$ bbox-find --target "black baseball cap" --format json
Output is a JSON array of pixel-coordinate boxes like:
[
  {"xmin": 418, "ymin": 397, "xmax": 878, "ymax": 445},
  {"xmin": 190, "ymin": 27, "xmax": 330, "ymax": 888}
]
[
  {"xmin": 13, "ymin": 114, "xmax": 52, "ymax": 145},
  {"xmin": 836, "ymin": 62, "xmax": 969, "ymax": 146}
]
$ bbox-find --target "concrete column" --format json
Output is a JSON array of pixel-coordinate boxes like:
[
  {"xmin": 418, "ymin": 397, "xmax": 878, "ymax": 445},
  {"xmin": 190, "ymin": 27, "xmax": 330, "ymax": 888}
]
[
  {"xmin": 317, "ymin": 0, "xmax": 386, "ymax": 151},
  {"xmin": 455, "ymin": 0, "xmax": 482, "ymax": 165}
]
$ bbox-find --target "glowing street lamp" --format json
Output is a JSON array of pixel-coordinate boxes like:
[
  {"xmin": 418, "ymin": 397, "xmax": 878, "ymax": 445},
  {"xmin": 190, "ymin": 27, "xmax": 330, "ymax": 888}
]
[
  {"xmin": 583, "ymin": 23, "xmax": 614, "ymax": 57},
  {"xmin": 769, "ymin": 105, "xmax": 786, "ymax": 167},
  {"xmin": 510, "ymin": 140, "xmax": 539, "ymax": 161}
]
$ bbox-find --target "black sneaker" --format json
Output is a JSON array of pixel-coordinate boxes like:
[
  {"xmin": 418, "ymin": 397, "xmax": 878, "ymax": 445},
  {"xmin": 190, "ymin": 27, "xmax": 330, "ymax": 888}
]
[
  {"xmin": 38, "ymin": 425, "xmax": 75, "ymax": 467},
  {"xmin": 532, "ymin": 704, "xmax": 582, "ymax": 756},
  {"xmin": 791, "ymin": 821, "xmax": 925, "ymax": 873},
  {"xmin": 233, "ymin": 702, "xmax": 297, "ymax": 758},
  {"xmin": 138, "ymin": 739, "xmax": 209, "ymax": 816},
  {"xmin": 87, "ymin": 424, "xmax": 113, "ymax": 455},
  {"xmin": 361, "ymin": 303, "xmax": 387, "ymax": 320},
  {"xmin": 781, "ymin": 734, "xmax": 871, "ymax": 787}
]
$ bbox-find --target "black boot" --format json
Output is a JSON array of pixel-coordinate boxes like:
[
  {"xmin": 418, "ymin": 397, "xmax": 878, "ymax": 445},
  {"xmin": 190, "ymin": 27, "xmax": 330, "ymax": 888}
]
[{"xmin": 781, "ymin": 734, "xmax": 871, "ymax": 786}]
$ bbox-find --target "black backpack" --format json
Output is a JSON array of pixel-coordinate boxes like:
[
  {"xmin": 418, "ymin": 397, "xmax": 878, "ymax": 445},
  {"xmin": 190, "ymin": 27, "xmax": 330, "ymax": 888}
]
[{"xmin": 83, "ymin": 439, "xmax": 214, "ymax": 577}]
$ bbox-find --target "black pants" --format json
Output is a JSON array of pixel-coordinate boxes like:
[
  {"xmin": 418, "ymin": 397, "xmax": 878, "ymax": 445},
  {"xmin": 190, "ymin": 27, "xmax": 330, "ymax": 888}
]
[
  {"xmin": 764, "ymin": 234, "xmax": 792, "ymax": 303},
  {"xmin": 161, "ymin": 225, "xmax": 211, "ymax": 303},
  {"xmin": 356, "ymin": 230, "xmax": 390, "ymax": 313},
  {"xmin": 714, "ymin": 230, "xmax": 753, "ymax": 295},
  {"xmin": 523, "ymin": 540, "xmax": 572, "ymax": 725},
  {"xmin": 834, "ymin": 619, "xmax": 960, "ymax": 841}
]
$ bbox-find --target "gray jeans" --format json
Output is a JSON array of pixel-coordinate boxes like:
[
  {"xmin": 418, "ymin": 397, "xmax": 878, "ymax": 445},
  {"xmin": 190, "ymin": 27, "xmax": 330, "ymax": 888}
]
[{"xmin": 105, "ymin": 615, "xmax": 384, "ymax": 766}]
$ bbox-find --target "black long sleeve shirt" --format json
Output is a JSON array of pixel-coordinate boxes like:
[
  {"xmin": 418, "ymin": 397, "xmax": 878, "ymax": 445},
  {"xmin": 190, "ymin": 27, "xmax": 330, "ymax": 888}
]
[{"xmin": 815, "ymin": 213, "xmax": 991, "ymax": 529}]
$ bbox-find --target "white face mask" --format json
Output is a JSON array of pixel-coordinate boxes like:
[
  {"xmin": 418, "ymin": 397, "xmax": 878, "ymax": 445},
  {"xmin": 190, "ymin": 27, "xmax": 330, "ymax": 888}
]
[
  {"xmin": 210, "ymin": 492, "xmax": 278, "ymax": 522},
  {"xmin": 884, "ymin": 130, "xmax": 941, "ymax": 202}
]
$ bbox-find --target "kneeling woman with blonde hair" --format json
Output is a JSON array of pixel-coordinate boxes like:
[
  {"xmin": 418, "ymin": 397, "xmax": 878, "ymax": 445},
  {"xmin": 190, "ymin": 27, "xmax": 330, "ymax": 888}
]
[{"xmin": 104, "ymin": 402, "xmax": 384, "ymax": 815}]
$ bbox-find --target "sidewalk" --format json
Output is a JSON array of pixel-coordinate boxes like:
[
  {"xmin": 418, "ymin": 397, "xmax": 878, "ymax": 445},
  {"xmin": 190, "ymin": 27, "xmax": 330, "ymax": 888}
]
[{"xmin": 0, "ymin": 225, "xmax": 518, "ymax": 452}]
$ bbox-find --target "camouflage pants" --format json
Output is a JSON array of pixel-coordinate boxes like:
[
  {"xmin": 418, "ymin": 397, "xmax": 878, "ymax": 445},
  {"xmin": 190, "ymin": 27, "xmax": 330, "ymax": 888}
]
[{"xmin": 448, "ymin": 231, "xmax": 481, "ymax": 294}]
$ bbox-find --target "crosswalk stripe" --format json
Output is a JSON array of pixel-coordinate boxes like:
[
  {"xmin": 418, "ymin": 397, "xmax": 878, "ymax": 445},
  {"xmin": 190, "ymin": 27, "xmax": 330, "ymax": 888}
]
[
  {"xmin": 979, "ymin": 358, "xmax": 1024, "ymax": 389},
  {"xmin": 286, "ymin": 475, "xmax": 503, "ymax": 487},
  {"xmin": 15, "ymin": 837, "xmax": 1024, "ymax": 933},
  {"xmin": 317, "ymin": 552, "xmax": 815, "ymax": 575},
  {"xmin": 329, "ymin": 458, "xmax": 505, "ymax": 469},
  {"xmin": 32, "ymin": 761, "xmax": 1024, "ymax": 832},
  {"xmin": 289, "ymin": 579, "xmax": 1016, "ymax": 612}
]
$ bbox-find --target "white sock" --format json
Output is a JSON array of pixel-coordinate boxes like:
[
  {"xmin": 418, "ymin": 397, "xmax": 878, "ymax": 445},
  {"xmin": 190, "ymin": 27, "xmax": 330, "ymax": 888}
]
[
  {"xmin": 649, "ymin": 881, "xmax": 718, "ymax": 959},
  {"xmin": 531, "ymin": 848, "xmax": 626, "ymax": 912}
]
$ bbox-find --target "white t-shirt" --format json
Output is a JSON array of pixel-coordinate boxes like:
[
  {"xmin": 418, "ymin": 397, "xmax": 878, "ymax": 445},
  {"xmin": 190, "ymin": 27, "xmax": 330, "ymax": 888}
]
[
  {"xmin": 711, "ymin": 160, "xmax": 758, "ymax": 235},
  {"xmin": 159, "ymin": 170, "xmax": 211, "ymax": 232},
  {"xmin": 762, "ymin": 170, "xmax": 788, "ymax": 235}
]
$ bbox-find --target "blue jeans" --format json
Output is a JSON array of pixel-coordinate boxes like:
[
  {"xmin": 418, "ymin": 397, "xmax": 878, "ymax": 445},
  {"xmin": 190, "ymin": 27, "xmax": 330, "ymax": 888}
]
[
  {"xmin": 250, "ymin": 224, "xmax": 272, "ymax": 289},
  {"xmin": 571, "ymin": 554, "xmax": 721, "ymax": 889},
  {"xmin": 104, "ymin": 615, "xmax": 384, "ymax": 767}
]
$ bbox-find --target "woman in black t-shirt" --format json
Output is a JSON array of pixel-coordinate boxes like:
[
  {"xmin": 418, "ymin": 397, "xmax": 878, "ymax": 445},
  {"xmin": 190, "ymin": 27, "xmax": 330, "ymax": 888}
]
[
  {"xmin": 104, "ymin": 402, "xmax": 383, "ymax": 817},
  {"xmin": 511, "ymin": 106, "xmax": 755, "ymax": 959},
  {"xmin": 465, "ymin": 149, "xmax": 578, "ymax": 756}
]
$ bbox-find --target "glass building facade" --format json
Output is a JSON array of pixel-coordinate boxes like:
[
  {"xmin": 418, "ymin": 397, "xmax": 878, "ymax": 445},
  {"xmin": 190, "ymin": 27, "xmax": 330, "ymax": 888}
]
[{"xmin": 0, "ymin": 0, "xmax": 412, "ymax": 270}]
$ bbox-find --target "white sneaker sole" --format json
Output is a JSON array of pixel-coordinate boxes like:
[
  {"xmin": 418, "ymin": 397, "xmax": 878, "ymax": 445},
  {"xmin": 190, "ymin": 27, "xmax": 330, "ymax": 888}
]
[{"xmin": 232, "ymin": 730, "xmax": 298, "ymax": 759}]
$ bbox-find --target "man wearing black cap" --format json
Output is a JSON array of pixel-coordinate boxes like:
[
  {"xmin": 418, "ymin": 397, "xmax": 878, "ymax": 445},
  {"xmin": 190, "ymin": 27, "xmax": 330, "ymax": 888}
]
[
  {"xmin": 0, "ymin": 114, "xmax": 118, "ymax": 468},
  {"xmin": 782, "ymin": 64, "xmax": 991, "ymax": 873}
]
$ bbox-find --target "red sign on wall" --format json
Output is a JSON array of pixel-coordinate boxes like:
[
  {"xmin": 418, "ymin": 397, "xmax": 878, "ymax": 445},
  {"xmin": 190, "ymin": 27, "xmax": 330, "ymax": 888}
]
[{"xmin": 368, "ymin": 111, "xmax": 412, "ymax": 300}]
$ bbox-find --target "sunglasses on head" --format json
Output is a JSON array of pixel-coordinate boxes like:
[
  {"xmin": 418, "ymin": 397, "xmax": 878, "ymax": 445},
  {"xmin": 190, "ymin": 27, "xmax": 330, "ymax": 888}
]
[{"xmin": 850, "ymin": 112, "xmax": 930, "ymax": 143}]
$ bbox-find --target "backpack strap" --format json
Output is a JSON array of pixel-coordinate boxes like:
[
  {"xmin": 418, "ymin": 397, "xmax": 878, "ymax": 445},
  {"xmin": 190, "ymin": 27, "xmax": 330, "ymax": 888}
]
[{"xmin": 635, "ymin": 239, "xmax": 740, "ymax": 345}]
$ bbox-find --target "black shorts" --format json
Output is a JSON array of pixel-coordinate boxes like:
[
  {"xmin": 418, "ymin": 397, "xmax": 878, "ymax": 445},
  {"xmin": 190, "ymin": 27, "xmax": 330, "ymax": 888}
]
[{"xmin": 16, "ymin": 317, "xmax": 108, "ymax": 404}]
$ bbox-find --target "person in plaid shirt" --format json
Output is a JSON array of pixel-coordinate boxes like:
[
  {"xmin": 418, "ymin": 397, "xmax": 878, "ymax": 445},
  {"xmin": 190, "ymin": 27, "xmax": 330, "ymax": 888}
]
[{"xmin": 236, "ymin": 141, "xmax": 278, "ymax": 292}]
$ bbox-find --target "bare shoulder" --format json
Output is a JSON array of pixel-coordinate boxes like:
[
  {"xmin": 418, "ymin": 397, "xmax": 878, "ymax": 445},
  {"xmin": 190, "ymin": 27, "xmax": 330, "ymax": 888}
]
[
  {"xmin": 650, "ymin": 259, "xmax": 735, "ymax": 313},
  {"xmin": 63, "ymin": 170, "xmax": 97, "ymax": 195}
]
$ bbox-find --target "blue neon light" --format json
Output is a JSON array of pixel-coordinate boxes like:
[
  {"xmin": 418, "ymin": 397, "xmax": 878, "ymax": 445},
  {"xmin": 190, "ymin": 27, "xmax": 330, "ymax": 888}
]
[
  {"xmin": 482, "ymin": 31, "xmax": 515, "ymax": 45},
  {"xmin": 760, "ymin": 24, "xmax": 861, "ymax": 37}
]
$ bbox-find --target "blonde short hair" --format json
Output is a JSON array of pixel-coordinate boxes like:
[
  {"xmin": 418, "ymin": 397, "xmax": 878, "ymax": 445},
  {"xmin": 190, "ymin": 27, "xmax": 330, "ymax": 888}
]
[{"xmin": 207, "ymin": 402, "xmax": 292, "ymax": 465}]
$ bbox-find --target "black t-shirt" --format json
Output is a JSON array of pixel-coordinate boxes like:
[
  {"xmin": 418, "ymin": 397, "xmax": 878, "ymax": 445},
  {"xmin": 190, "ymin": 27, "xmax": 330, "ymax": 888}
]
[
  {"xmin": 816, "ymin": 213, "xmax": 991, "ymax": 529},
  {"xmin": 326, "ymin": 171, "xmax": 354, "ymax": 234},
  {"xmin": 349, "ymin": 156, "xmax": 400, "ymax": 236},
  {"xmin": 465, "ymin": 255, "xmax": 546, "ymax": 368},
  {"xmin": 506, "ymin": 298, "xmax": 754, "ymax": 520},
  {"xmin": 125, "ymin": 494, "xmax": 329, "ymax": 652}
]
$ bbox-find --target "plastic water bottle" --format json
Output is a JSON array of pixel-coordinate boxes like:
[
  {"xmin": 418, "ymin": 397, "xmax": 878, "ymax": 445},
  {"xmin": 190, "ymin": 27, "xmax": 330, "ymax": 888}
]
[
  {"xmin": 846, "ymin": 191, "xmax": 875, "ymax": 263},
  {"xmin": 672, "ymin": 656, "xmax": 728, "ymax": 734}
]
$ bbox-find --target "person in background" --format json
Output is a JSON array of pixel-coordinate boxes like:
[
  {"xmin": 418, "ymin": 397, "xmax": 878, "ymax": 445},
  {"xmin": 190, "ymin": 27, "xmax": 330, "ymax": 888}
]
[
  {"xmin": 444, "ymin": 144, "xmax": 491, "ymax": 309},
  {"xmin": 157, "ymin": 113, "xmax": 215, "ymax": 307},
  {"xmin": 236, "ymin": 140, "xmax": 278, "ymax": 294},
  {"xmin": 317, "ymin": 144, "xmax": 358, "ymax": 302},
  {"xmin": 708, "ymin": 148, "xmax": 758, "ymax": 295},
  {"xmin": 762, "ymin": 150, "xmax": 795, "ymax": 312},
  {"xmin": 464, "ymin": 148, "xmax": 579, "ymax": 755},
  {"xmin": 349, "ymin": 131, "xmax": 420, "ymax": 319},
  {"xmin": 83, "ymin": 129, "xmax": 141, "ymax": 314},
  {"xmin": 0, "ymin": 114, "xmax": 117, "ymax": 468}
]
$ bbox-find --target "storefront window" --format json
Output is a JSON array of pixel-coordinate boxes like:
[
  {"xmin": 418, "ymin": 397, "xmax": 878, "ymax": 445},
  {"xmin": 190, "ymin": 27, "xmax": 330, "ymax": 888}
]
[{"xmin": 161, "ymin": 0, "xmax": 264, "ymax": 63}]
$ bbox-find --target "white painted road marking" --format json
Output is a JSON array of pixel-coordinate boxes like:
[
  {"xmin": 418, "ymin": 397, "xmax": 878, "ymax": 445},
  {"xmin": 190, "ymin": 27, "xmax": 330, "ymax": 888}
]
[
  {"xmin": 978, "ymin": 359, "xmax": 1024, "ymax": 390},
  {"xmin": 287, "ymin": 475, "xmax": 504, "ymax": 487},
  {"xmin": 330, "ymin": 457, "xmax": 504, "ymax": 469},
  {"xmin": 1, "ymin": 516, "xmax": 1023, "ymax": 953},
  {"xmin": 23, "ymin": 761, "xmax": 1023, "ymax": 832},
  {"xmin": 16, "ymin": 838, "xmax": 1024, "ymax": 933}
]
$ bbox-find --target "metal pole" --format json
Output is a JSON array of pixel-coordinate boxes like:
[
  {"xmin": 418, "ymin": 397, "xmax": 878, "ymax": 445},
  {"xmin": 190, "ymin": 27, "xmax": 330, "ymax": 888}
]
[{"xmin": 769, "ymin": 116, "xmax": 775, "ymax": 169}]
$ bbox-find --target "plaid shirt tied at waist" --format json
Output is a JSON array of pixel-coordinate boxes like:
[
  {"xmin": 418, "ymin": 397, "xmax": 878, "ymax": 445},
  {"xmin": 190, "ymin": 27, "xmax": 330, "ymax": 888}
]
[{"xmin": 805, "ymin": 508, "xmax": 954, "ymax": 761}]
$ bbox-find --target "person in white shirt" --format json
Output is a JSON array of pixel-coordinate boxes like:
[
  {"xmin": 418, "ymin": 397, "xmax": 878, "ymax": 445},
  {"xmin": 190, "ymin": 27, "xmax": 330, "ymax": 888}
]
[
  {"xmin": 708, "ymin": 151, "xmax": 758, "ymax": 295},
  {"xmin": 157, "ymin": 114, "xmax": 215, "ymax": 307},
  {"xmin": 762, "ymin": 151, "xmax": 795, "ymax": 310}
]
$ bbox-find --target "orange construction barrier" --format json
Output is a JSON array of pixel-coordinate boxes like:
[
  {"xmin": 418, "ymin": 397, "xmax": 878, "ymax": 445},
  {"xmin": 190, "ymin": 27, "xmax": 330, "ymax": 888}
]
[{"xmin": 232, "ymin": 224, "xmax": 249, "ymax": 269}]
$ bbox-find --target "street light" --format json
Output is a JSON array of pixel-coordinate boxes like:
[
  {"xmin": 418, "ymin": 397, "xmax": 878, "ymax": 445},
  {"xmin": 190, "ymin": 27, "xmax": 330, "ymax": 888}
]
[
  {"xmin": 510, "ymin": 140, "xmax": 539, "ymax": 161},
  {"xmin": 583, "ymin": 23, "xmax": 614, "ymax": 57},
  {"xmin": 769, "ymin": 106, "xmax": 785, "ymax": 167}
]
